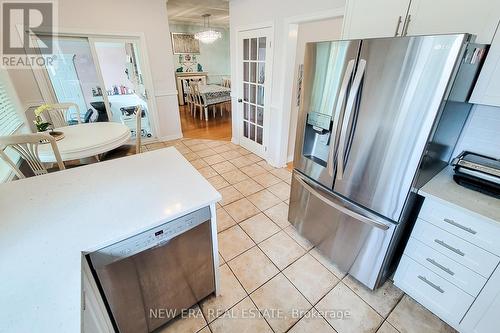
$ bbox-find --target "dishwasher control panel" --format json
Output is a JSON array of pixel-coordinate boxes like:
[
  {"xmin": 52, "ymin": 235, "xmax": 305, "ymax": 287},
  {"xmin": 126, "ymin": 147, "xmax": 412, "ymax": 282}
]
[{"xmin": 88, "ymin": 206, "xmax": 211, "ymax": 268}]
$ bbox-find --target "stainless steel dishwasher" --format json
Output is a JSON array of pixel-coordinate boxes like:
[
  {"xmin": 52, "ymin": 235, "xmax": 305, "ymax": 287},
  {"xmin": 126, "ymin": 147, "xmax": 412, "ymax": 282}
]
[{"xmin": 87, "ymin": 207, "xmax": 215, "ymax": 333}]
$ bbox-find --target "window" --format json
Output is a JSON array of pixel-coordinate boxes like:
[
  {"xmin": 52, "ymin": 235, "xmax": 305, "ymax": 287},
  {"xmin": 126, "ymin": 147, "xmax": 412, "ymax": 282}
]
[
  {"xmin": 0, "ymin": 81, "xmax": 23, "ymax": 136},
  {"xmin": 0, "ymin": 70, "xmax": 25, "ymax": 182}
]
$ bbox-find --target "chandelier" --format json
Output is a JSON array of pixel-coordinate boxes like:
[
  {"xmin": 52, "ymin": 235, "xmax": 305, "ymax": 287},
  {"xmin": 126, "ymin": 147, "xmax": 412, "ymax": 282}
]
[{"xmin": 194, "ymin": 14, "xmax": 222, "ymax": 44}]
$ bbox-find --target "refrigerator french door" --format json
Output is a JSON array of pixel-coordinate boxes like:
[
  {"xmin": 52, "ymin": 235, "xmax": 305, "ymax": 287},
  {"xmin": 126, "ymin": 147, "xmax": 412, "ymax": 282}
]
[
  {"xmin": 293, "ymin": 40, "xmax": 360, "ymax": 189},
  {"xmin": 331, "ymin": 35, "xmax": 468, "ymax": 221},
  {"xmin": 290, "ymin": 34, "xmax": 483, "ymax": 289}
]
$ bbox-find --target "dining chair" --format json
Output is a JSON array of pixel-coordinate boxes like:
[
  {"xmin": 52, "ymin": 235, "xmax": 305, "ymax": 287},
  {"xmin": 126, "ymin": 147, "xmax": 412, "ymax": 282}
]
[
  {"xmin": 0, "ymin": 133, "xmax": 65, "ymax": 179},
  {"xmin": 189, "ymin": 82, "xmax": 204, "ymax": 120},
  {"xmin": 221, "ymin": 78, "xmax": 232, "ymax": 116},
  {"xmin": 222, "ymin": 77, "xmax": 231, "ymax": 88},
  {"xmin": 135, "ymin": 105, "xmax": 143, "ymax": 154},
  {"xmin": 44, "ymin": 103, "xmax": 82, "ymax": 128},
  {"xmin": 186, "ymin": 88, "xmax": 194, "ymax": 116}
]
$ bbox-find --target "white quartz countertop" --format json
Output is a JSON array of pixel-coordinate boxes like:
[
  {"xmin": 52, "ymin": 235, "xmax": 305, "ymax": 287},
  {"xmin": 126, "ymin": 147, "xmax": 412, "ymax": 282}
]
[
  {"xmin": 0, "ymin": 148, "xmax": 221, "ymax": 333},
  {"xmin": 419, "ymin": 166, "xmax": 500, "ymax": 222}
]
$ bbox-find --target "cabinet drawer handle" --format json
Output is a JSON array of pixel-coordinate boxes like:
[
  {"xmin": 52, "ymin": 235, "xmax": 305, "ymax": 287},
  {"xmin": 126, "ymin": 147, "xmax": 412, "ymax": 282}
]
[
  {"xmin": 434, "ymin": 239, "xmax": 465, "ymax": 256},
  {"xmin": 394, "ymin": 16, "xmax": 402, "ymax": 36},
  {"xmin": 443, "ymin": 218, "xmax": 477, "ymax": 235},
  {"xmin": 402, "ymin": 14, "xmax": 411, "ymax": 36},
  {"xmin": 418, "ymin": 275, "xmax": 444, "ymax": 293},
  {"xmin": 426, "ymin": 258, "xmax": 455, "ymax": 276}
]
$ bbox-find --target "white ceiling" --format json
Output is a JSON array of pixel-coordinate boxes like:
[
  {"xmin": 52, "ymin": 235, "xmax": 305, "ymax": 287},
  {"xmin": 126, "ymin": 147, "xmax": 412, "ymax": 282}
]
[{"xmin": 167, "ymin": 0, "xmax": 230, "ymax": 27}]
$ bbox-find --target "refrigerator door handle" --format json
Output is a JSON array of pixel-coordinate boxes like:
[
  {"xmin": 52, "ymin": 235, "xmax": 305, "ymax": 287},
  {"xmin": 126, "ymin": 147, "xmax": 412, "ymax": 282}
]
[
  {"xmin": 337, "ymin": 59, "xmax": 367, "ymax": 180},
  {"xmin": 294, "ymin": 173, "xmax": 391, "ymax": 230},
  {"xmin": 327, "ymin": 59, "xmax": 356, "ymax": 177}
]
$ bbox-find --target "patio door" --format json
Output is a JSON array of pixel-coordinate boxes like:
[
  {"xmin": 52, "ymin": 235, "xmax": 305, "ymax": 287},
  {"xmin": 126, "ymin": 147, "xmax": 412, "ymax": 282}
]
[
  {"xmin": 37, "ymin": 36, "xmax": 105, "ymax": 122},
  {"xmin": 91, "ymin": 38, "xmax": 154, "ymax": 139},
  {"xmin": 33, "ymin": 35, "xmax": 157, "ymax": 140},
  {"xmin": 238, "ymin": 28, "xmax": 273, "ymax": 157}
]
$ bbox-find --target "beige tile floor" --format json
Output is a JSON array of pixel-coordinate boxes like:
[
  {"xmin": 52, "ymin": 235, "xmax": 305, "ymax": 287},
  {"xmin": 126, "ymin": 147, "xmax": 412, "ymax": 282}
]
[{"xmin": 139, "ymin": 138, "xmax": 456, "ymax": 333}]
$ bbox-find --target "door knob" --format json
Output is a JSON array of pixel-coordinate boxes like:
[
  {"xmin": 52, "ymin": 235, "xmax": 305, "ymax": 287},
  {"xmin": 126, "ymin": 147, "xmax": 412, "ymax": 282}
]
[{"xmin": 238, "ymin": 99, "xmax": 243, "ymax": 103}]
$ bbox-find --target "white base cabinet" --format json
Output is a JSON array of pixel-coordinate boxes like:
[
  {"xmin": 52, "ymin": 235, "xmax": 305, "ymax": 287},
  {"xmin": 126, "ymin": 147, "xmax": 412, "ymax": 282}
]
[
  {"xmin": 461, "ymin": 266, "xmax": 500, "ymax": 333},
  {"xmin": 394, "ymin": 195, "xmax": 500, "ymax": 333}
]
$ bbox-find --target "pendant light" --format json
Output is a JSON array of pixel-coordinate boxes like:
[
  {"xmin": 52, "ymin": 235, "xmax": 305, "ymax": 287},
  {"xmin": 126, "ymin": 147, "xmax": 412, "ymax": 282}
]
[{"xmin": 194, "ymin": 14, "xmax": 222, "ymax": 44}]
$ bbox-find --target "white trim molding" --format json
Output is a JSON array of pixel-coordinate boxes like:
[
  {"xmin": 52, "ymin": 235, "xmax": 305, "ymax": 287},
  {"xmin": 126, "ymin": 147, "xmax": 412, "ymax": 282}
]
[
  {"xmin": 154, "ymin": 90, "xmax": 179, "ymax": 97},
  {"xmin": 157, "ymin": 133, "xmax": 183, "ymax": 142},
  {"xmin": 275, "ymin": 7, "xmax": 345, "ymax": 167}
]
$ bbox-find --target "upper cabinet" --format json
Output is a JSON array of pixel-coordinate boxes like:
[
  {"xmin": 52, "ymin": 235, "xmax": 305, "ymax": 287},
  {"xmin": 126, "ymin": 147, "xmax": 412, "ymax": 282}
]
[
  {"xmin": 469, "ymin": 28, "xmax": 500, "ymax": 106},
  {"xmin": 342, "ymin": 0, "xmax": 410, "ymax": 39},
  {"xmin": 343, "ymin": 0, "xmax": 500, "ymax": 44},
  {"xmin": 405, "ymin": 0, "xmax": 499, "ymax": 43}
]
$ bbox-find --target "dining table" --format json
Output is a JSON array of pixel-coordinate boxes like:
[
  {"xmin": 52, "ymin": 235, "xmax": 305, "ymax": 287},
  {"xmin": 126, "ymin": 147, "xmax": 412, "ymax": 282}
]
[
  {"xmin": 197, "ymin": 84, "xmax": 231, "ymax": 121},
  {"xmin": 37, "ymin": 122, "xmax": 131, "ymax": 162}
]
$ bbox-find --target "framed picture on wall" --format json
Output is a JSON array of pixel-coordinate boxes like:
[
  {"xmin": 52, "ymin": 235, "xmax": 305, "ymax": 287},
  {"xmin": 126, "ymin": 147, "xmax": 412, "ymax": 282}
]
[{"xmin": 171, "ymin": 33, "xmax": 200, "ymax": 54}]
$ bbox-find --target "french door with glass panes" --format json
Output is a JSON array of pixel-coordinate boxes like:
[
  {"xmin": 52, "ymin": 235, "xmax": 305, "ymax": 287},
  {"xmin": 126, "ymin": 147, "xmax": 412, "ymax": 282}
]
[{"xmin": 238, "ymin": 28, "xmax": 273, "ymax": 157}]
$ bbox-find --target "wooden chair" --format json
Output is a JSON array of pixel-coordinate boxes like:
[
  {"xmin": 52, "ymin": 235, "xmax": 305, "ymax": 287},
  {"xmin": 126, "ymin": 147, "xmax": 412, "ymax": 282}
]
[
  {"xmin": 186, "ymin": 88, "xmax": 194, "ymax": 116},
  {"xmin": 221, "ymin": 78, "xmax": 232, "ymax": 116},
  {"xmin": 135, "ymin": 105, "xmax": 142, "ymax": 154},
  {"xmin": 44, "ymin": 103, "xmax": 82, "ymax": 128},
  {"xmin": 222, "ymin": 77, "xmax": 231, "ymax": 88},
  {"xmin": 0, "ymin": 133, "xmax": 65, "ymax": 179},
  {"xmin": 189, "ymin": 82, "xmax": 204, "ymax": 120}
]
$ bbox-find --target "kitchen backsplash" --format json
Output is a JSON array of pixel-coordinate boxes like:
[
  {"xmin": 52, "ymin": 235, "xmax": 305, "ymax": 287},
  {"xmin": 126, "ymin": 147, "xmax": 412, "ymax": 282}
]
[{"xmin": 453, "ymin": 104, "xmax": 500, "ymax": 158}]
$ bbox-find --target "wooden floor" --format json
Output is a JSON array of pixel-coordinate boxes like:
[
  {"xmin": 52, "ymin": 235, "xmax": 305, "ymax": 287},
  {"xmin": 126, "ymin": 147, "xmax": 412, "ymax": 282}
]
[{"xmin": 179, "ymin": 104, "xmax": 232, "ymax": 141}]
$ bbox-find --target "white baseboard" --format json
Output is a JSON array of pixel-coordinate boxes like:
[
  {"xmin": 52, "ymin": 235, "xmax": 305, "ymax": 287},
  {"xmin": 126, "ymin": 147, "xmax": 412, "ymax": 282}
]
[{"xmin": 158, "ymin": 133, "xmax": 183, "ymax": 142}]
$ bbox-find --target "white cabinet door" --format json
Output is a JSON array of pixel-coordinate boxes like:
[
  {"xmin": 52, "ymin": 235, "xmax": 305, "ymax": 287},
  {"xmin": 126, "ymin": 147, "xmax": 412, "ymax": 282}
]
[
  {"xmin": 461, "ymin": 264, "xmax": 500, "ymax": 333},
  {"xmin": 470, "ymin": 28, "xmax": 500, "ymax": 106},
  {"xmin": 405, "ymin": 0, "xmax": 500, "ymax": 43},
  {"xmin": 342, "ymin": 0, "xmax": 410, "ymax": 39}
]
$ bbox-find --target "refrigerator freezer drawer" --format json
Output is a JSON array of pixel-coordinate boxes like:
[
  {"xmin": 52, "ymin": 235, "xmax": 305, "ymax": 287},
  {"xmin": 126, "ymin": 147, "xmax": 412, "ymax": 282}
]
[{"xmin": 288, "ymin": 171, "xmax": 396, "ymax": 289}]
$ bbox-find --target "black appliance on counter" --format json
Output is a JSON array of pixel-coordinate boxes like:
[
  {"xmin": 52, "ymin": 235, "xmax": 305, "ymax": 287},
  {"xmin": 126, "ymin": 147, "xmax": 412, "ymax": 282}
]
[{"xmin": 451, "ymin": 151, "xmax": 500, "ymax": 198}]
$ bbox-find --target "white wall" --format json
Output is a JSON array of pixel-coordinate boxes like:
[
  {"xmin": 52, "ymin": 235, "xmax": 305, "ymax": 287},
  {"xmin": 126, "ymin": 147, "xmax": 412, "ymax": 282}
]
[
  {"xmin": 287, "ymin": 18, "xmax": 344, "ymax": 161},
  {"xmin": 229, "ymin": 0, "xmax": 346, "ymax": 166},
  {"xmin": 169, "ymin": 23, "xmax": 230, "ymax": 84},
  {"xmin": 94, "ymin": 44, "xmax": 134, "ymax": 92},
  {"xmin": 7, "ymin": 0, "xmax": 181, "ymax": 141},
  {"xmin": 454, "ymin": 104, "xmax": 500, "ymax": 158}
]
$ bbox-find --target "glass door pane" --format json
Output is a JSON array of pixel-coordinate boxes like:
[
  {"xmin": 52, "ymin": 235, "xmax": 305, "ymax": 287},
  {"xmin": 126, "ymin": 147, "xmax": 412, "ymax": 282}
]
[
  {"xmin": 241, "ymin": 34, "xmax": 267, "ymax": 148},
  {"xmin": 38, "ymin": 36, "xmax": 109, "ymax": 123},
  {"xmin": 93, "ymin": 41, "xmax": 153, "ymax": 139}
]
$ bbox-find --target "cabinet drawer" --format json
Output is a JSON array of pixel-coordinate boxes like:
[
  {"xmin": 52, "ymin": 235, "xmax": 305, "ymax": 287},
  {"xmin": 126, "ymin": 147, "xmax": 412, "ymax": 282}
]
[
  {"xmin": 404, "ymin": 237, "xmax": 487, "ymax": 296},
  {"xmin": 394, "ymin": 255, "xmax": 474, "ymax": 326},
  {"xmin": 412, "ymin": 219, "xmax": 499, "ymax": 278},
  {"xmin": 420, "ymin": 198, "xmax": 500, "ymax": 256}
]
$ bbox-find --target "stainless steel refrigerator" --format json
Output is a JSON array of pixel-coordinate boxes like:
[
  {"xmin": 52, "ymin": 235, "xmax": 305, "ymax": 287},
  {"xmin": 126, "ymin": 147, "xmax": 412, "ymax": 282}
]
[{"xmin": 289, "ymin": 34, "xmax": 487, "ymax": 289}]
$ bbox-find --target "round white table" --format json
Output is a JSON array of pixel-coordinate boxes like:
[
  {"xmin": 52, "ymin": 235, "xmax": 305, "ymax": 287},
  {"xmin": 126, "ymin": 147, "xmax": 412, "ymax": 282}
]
[{"xmin": 38, "ymin": 122, "xmax": 131, "ymax": 162}]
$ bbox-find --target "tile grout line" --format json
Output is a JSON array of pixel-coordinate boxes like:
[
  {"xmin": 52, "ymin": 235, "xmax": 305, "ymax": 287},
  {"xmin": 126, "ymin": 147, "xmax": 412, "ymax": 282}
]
[{"xmin": 224, "ymin": 262, "xmax": 278, "ymax": 333}]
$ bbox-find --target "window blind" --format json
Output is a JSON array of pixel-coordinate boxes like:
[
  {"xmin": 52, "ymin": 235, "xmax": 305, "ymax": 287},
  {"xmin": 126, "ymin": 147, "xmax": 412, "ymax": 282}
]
[{"xmin": 0, "ymin": 82, "xmax": 23, "ymax": 136}]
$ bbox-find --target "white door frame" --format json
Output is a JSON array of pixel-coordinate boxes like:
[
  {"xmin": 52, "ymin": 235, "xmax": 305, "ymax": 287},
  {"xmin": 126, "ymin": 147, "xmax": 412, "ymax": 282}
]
[
  {"xmin": 29, "ymin": 29, "xmax": 160, "ymax": 142},
  {"xmin": 234, "ymin": 24, "xmax": 274, "ymax": 158},
  {"xmin": 276, "ymin": 8, "xmax": 345, "ymax": 166},
  {"xmin": 89, "ymin": 36, "xmax": 159, "ymax": 140}
]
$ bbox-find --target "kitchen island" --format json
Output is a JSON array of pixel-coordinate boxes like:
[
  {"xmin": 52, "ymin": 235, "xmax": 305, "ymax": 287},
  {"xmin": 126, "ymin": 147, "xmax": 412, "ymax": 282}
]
[{"xmin": 0, "ymin": 148, "xmax": 221, "ymax": 333}]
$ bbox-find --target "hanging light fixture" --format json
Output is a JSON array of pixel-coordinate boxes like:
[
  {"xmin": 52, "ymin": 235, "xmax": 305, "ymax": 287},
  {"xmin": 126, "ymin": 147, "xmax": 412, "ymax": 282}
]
[{"xmin": 194, "ymin": 14, "xmax": 222, "ymax": 44}]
